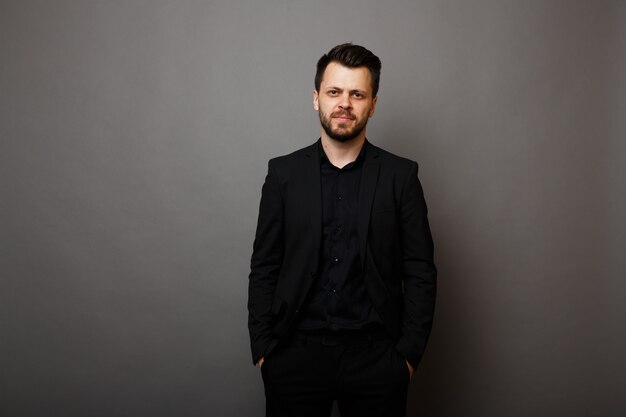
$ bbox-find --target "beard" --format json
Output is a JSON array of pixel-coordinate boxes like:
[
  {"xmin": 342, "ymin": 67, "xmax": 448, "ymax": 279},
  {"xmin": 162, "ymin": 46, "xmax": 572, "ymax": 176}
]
[{"xmin": 319, "ymin": 109, "xmax": 369, "ymax": 143}]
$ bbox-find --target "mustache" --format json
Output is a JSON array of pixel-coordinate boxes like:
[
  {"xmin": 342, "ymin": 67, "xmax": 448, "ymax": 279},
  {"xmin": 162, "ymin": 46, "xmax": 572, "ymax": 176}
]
[{"xmin": 331, "ymin": 111, "xmax": 355, "ymax": 119}]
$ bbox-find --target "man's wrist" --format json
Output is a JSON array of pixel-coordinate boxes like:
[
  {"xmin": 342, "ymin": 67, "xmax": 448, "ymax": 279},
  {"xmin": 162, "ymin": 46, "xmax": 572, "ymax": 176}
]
[{"xmin": 406, "ymin": 360, "xmax": 414, "ymax": 378}]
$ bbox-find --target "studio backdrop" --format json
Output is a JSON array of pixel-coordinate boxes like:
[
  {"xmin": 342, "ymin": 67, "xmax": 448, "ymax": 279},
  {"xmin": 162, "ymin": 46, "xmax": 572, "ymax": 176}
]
[{"xmin": 1, "ymin": 1, "xmax": 624, "ymax": 416}]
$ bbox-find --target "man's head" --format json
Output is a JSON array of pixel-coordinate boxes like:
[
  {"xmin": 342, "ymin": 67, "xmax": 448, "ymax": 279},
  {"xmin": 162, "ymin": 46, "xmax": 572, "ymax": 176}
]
[{"xmin": 313, "ymin": 43, "xmax": 381, "ymax": 143}]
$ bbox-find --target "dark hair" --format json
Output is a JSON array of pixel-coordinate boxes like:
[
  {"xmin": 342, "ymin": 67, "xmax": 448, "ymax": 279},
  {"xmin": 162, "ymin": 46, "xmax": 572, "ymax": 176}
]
[{"xmin": 314, "ymin": 43, "xmax": 382, "ymax": 97}]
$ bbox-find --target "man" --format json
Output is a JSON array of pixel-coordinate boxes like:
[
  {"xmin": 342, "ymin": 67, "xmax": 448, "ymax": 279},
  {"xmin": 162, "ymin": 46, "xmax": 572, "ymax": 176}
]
[{"xmin": 248, "ymin": 43, "xmax": 436, "ymax": 417}]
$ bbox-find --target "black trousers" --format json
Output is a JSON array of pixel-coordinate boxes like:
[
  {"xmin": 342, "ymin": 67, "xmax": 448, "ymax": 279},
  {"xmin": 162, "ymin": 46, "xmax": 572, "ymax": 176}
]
[{"xmin": 261, "ymin": 328, "xmax": 410, "ymax": 417}]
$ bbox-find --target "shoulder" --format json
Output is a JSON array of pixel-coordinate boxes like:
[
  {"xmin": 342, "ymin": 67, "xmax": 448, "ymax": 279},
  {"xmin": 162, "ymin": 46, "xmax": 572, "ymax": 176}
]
[
  {"xmin": 267, "ymin": 141, "xmax": 317, "ymax": 171},
  {"xmin": 368, "ymin": 142, "xmax": 419, "ymax": 174}
]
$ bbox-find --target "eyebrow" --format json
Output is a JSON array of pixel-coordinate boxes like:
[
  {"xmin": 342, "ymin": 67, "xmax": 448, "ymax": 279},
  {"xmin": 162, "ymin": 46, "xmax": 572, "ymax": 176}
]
[{"xmin": 325, "ymin": 86, "xmax": 368, "ymax": 94}]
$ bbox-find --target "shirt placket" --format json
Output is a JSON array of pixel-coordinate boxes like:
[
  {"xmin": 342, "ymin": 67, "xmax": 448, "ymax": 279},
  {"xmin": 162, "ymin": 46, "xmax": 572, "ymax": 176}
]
[{"xmin": 327, "ymin": 168, "xmax": 345, "ymax": 323}]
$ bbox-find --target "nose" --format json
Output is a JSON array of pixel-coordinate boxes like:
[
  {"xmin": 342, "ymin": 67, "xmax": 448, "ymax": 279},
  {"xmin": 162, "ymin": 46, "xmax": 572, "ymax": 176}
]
[{"xmin": 338, "ymin": 92, "xmax": 352, "ymax": 110}]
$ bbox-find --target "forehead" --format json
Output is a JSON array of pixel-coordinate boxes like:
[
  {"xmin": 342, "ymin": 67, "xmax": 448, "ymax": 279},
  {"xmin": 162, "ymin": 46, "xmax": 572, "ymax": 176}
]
[{"xmin": 320, "ymin": 62, "xmax": 372, "ymax": 92}]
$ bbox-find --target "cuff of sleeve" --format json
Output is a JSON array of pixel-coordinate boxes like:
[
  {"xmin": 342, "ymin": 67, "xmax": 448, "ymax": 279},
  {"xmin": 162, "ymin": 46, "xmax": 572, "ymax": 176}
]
[
  {"xmin": 396, "ymin": 337, "xmax": 421, "ymax": 370},
  {"xmin": 252, "ymin": 338, "xmax": 279, "ymax": 366}
]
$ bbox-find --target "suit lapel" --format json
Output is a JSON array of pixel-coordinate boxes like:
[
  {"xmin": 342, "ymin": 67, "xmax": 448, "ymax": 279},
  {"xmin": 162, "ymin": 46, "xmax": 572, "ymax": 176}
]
[
  {"xmin": 358, "ymin": 140, "xmax": 380, "ymax": 269},
  {"xmin": 304, "ymin": 141, "xmax": 322, "ymax": 251}
]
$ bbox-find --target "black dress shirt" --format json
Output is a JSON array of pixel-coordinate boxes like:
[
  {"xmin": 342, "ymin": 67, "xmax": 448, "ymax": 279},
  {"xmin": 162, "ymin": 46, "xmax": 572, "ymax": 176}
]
[{"xmin": 297, "ymin": 140, "xmax": 382, "ymax": 331}]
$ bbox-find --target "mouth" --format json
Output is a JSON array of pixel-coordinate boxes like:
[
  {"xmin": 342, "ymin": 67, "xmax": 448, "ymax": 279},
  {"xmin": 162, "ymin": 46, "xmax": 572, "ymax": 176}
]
[{"xmin": 332, "ymin": 113, "xmax": 355, "ymax": 121}]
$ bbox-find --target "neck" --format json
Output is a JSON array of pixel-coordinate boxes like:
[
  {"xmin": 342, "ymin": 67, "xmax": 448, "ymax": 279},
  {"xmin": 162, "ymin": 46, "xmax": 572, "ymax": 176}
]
[{"xmin": 320, "ymin": 134, "xmax": 366, "ymax": 169}]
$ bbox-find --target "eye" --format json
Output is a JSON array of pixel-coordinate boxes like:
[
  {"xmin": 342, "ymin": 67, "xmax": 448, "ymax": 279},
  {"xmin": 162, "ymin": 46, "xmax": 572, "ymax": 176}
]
[
  {"xmin": 328, "ymin": 90, "xmax": 338, "ymax": 96},
  {"xmin": 352, "ymin": 92, "xmax": 363, "ymax": 99}
]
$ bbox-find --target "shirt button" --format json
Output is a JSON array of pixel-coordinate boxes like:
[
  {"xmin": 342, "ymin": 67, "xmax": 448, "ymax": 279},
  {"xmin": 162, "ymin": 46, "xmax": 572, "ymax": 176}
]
[
  {"xmin": 332, "ymin": 257, "xmax": 340, "ymax": 263},
  {"xmin": 337, "ymin": 195, "xmax": 342, "ymax": 201}
]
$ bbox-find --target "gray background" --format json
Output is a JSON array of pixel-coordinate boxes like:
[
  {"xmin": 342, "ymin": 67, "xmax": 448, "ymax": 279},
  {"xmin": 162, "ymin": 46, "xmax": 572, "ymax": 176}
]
[{"xmin": 1, "ymin": 1, "xmax": 625, "ymax": 416}]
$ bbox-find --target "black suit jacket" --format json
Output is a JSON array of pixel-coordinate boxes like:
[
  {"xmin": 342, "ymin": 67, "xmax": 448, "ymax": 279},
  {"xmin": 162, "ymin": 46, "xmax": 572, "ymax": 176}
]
[{"xmin": 248, "ymin": 139, "xmax": 436, "ymax": 368}]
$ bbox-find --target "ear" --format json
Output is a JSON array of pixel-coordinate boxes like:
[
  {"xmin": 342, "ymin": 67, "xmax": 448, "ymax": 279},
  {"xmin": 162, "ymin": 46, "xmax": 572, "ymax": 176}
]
[
  {"xmin": 369, "ymin": 96, "xmax": 378, "ymax": 118},
  {"xmin": 313, "ymin": 89, "xmax": 319, "ymax": 112}
]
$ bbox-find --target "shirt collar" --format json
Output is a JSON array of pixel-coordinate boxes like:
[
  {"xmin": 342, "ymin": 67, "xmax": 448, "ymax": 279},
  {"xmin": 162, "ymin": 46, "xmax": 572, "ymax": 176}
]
[{"xmin": 317, "ymin": 138, "xmax": 367, "ymax": 168}]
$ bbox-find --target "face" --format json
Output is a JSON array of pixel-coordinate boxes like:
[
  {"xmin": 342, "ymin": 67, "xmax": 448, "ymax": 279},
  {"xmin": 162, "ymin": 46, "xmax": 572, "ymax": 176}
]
[{"xmin": 314, "ymin": 62, "xmax": 377, "ymax": 143}]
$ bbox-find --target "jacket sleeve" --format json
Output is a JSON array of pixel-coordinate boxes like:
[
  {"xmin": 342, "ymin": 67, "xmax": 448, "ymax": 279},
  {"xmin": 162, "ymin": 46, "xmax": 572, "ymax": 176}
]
[
  {"xmin": 248, "ymin": 159, "xmax": 284, "ymax": 365},
  {"xmin": 395, "ymin": 161, "xmax": 437, "ymax": 369}
]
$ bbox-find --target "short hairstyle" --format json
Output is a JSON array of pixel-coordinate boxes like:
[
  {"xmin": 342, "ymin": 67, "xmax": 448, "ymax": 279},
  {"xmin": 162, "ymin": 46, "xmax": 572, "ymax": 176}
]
[{"xmin": 314, "ymin": 43, "xmax": 382, "ymax": 97}]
